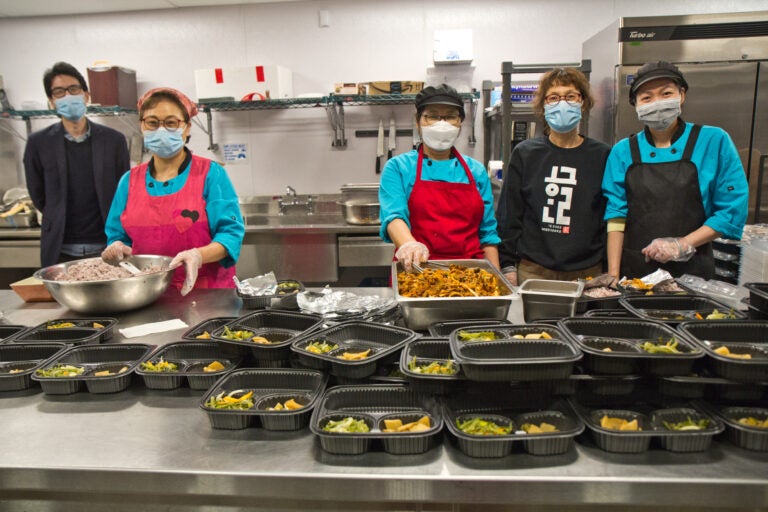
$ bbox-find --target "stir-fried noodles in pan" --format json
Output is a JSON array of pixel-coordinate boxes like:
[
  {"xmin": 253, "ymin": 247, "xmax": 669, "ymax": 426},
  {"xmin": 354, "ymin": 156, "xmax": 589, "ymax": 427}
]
[{"xmin": 397, "ymin": 265, "xmax": 501, "ymax": 298}]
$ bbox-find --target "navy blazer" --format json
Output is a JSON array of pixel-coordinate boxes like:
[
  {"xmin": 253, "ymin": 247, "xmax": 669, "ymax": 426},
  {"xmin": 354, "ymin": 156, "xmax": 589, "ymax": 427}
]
[{"xmin": 23, "ymin": 121, "xmax": 130, "ymax": 267}]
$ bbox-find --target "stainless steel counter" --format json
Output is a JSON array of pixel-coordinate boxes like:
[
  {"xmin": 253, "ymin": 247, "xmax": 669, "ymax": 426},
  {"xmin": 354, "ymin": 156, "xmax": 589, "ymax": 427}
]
[{"xmin": 0, "ymin": 289, "xmax": 766, "ymax": 512}]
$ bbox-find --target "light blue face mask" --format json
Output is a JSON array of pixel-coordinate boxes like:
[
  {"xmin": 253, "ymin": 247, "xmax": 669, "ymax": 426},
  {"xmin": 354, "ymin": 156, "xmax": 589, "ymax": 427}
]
[
  {"xmin": 143, "ymin": 127, "xmax": 185, "ymax": 158},
  {"xmin": 544, "ymin": 101, "xmax": 582, "ymax": 133},
  {"xmin": 54, "ymin": 94, "xmax": 87, "ymax": 121}
]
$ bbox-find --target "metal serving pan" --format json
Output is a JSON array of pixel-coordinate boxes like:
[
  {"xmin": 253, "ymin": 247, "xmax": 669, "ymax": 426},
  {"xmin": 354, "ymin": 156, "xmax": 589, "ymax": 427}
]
[{"xmin": 392, "ymin": 259, "xmax": 514, "ymax": 331}]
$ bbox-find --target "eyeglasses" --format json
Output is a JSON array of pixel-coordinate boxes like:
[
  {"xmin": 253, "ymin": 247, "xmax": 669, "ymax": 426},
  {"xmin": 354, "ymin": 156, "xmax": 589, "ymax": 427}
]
[
  {"xmin": 422, "ymin": 113, "xmax": 461, "ymax": 124},
  {"xmin": 50, "ymin": 85, "xmax": 83, "ymax": 99},
  {"xmin": 544, "ymin": 93, "xmax": 582, "ymax": 105},
  {"xmin": 141, "ymin": 116, "xmax": 186, "ymax": 131}
]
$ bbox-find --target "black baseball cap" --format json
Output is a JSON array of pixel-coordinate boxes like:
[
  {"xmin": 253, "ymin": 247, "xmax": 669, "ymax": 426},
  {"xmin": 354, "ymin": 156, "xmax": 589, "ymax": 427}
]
[
  {"xmin": 415, "ymin": 84, "xmax": 465, "ymax": 118},
  {"xmin": 629, "ymin": 61, "xmax": 689, "ymax": 105}
]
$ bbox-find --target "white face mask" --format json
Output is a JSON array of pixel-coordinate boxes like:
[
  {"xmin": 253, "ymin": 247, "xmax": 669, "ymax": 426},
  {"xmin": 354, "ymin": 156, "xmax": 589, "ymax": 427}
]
[
  {"xmin": 420, "ymin": 121, "xmax": 460, "ymax": 151},
  {"xmin": 636, "ymin": 97, "xmax": 681, "ymax": 131}
]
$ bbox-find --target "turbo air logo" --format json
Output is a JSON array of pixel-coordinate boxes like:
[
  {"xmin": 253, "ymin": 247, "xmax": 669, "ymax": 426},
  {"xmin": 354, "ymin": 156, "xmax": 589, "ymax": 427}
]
[
  {"xmin": 541, "ymin": 165, "xmax": 576, "ymax": 234},
  {"xmin": 628, "ymin": 31, "xmax": 656, "ymax": 39}
]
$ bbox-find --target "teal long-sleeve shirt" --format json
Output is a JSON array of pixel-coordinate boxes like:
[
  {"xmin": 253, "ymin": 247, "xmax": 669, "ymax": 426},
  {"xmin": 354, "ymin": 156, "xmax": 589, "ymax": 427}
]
[
  {"xmin": 104, "ymin": 157, "xmax": 245, "ymax": 267},
  {"xmin": 602, "ymin": 122, "xmax": 749, "ymax": 240},
  {"xmin": 378, "ymin": 149, "xmax": 501, "ymax": 246}
]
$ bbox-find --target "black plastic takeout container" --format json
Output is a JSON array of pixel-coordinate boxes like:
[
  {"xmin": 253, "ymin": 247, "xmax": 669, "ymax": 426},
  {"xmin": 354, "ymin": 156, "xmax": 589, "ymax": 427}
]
[
  {"xmin": 399, "ymin": 337, "xmax": 464, "ymax": 395},
  {"xmin": 0, "ymin": 325, "xmax": 30, "ymax": 344},
  {"xmin": 677, "ymin": 320, "xmax": 768, "ymax": 382},
  {"xmin": 742, "ymin": 282, "xmax": 768, "ymax": 314},
  {"xmin": 310, "ymin": 384, "xmax": 443, "ymax": 455},
  {"xmin": 427, "ymin": 319, "xmax": 511, "ymax": 338},
  {"xmin": 558, "ymin": 317, "xmax": 704, "ymax": 376},
  {"xmin": 31, "ymin": 343, "xmax": 154, "ymax": 395},
  {"xmin": 619, "ymin": 295, "xmax": 746, "ymax": 325},
  {"xmin": 10, "ymin": 320, "xmax": 109, "ymax": 346},
  {"xmin": 291, "ymin": 321, "xmax": 418, "ymax": 379},
  {"xmin": 448, "ymin": 324, "xmax": 581, "ymax": 382},
  {"xmin": 199, "ymin": 368, "xmax": 328, "ymax": 430},
  {"xmin": 135, "ymin": 341, "xmax": 243, "ymax": 390},
  {"xmin": 211, "ymin": 310, "xmax": 324, "ymax": 365},
  {"xmin": 182, "ymin": 317, "xmax": 237, "ymax": 340},
  {"xmin": 0, "ymin": 343, "xmax": 67, "ymax": 392},
  {"xmin": 442, "ymin": 391, "xmax": 584, "ymax": 458},
  {"xmin": 705, "ymin": 404, "xmax": 768, "ymax": 452},
  {"xmin": 237, "ymin": 279, "xmax": 305, "ymax": 310}
]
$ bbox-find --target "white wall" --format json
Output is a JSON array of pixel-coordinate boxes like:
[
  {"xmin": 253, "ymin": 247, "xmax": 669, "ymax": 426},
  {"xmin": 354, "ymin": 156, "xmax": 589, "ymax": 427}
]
[{"xmin": 0, "ymin": 0, "xmax": 765, "ymax": 197}]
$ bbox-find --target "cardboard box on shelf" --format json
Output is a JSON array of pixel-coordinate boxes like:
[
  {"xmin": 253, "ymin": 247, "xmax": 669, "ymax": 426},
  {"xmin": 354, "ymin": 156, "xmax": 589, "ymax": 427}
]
[
  {"xmin": 333, "ymin": 83, "xmax": 365, "ymax": 95},
  {"xmin": 86, "ymin": 66, "xmax": 138, "ymax": 109},
  {"xmin": 194, "ymin": 65, "xmax": 293, "ymax": 102},
  {"xmin": 365, "ymin": 81, "xmax": 424, "ymax": 95}
]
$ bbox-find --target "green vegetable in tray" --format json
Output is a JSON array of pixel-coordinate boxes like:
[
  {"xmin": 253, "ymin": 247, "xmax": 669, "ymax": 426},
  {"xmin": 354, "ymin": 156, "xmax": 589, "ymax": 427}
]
[
  {"xmin": 705, "ymin": 308, "xmax": 737, "ymax": 320},
  {"xmin": 277, "ymin": 281, "xmax": 301, "ymax": 295},
  {"xmin": 640, "ymin": 337, "xmax": 683, "ymax": 354},
  {"xmin": 305, "ymin": 340, "xmax": 338, "ymax": 354},
  {"xmin": 408, "ymin": 356, "xmax": 457, "ymax": 375},
  {"xmin": 322, "ymin": 417, "xmax": 370, "ymax": 433},
  {"xmin": 663, "ymin": 416, "xmax": 711, "ymax": 431},
  {"xmin": 140, "ymin": 357, "xmax": 178, "ymax": 373},
  {"xmin": 456, "ymin": 417, "xmax": 512, "ymax": 436},
  {"xmin": 457, "ymin": 330, "xmax": 497, "ymax": 342},
  {"xmin": 205, "ymin": 389, "xmax": 255, "ymax": 410},
  {"xmin": 219, "ymin": 326, "xmax": 255, "ymax": 341},
  {"xmin": 35, "ymin": 364, "xmax": 85, "ymax": 378}
]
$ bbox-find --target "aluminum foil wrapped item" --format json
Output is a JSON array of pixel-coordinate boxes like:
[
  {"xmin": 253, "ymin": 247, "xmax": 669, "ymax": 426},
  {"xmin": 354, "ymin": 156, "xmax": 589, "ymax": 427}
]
[
  {"xmin": 297, "ymin": 286, "xmax": 396, "ymax": 320},
  {"xmin": 233, "ymin": 271, "xmax": 278, "ymax": 296}
]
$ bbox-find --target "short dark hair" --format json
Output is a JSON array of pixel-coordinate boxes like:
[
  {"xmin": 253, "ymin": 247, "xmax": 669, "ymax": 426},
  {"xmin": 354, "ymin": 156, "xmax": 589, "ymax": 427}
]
[
  {"xmin": 43, "ymin": 62, "xmax": 88, "ymax": 99},
  {"xmin": 139, "ymin": 91, "xmax": 191, "ymax": 123}
]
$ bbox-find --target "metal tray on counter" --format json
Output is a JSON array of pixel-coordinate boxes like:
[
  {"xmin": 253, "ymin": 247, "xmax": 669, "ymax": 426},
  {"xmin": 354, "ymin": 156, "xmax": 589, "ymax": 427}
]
[
  {"xmin": 392, "ymin": 259, "xmax": 514, "ymax": 331},
  {"xmin": 0, "ymin": 212, "xmax": 38, "ymax": 228}
]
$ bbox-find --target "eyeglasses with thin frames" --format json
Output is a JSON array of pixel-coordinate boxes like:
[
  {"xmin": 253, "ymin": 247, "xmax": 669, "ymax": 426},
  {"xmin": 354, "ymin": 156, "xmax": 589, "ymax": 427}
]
[
  {"xmin": 544, "ymin": 93, "xmax": 582, "ymax": 106},
  {"xmin": 50, "ymin": 85, "xmax": 84, "ymax": 99},
  {"xmin": 141, "ymin": 117, "xmax": 187, "ymax": 131},
  {"xmin": 421, "ymin": 113, "xmax": 461, "ymax": 124}
]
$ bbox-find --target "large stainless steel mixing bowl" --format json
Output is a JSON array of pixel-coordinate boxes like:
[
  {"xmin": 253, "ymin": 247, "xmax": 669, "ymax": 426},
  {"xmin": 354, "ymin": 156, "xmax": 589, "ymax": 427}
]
[{"xmin": 33, "ymin": 255, "xmax": 174, "ymax": 314}]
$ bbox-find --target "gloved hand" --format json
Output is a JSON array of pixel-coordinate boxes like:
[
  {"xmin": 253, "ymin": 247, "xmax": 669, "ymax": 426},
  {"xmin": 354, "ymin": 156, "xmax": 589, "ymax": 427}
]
[
  {"xmin": 642, "ymin": 237, "xmax": 695, "ymax": 264},
  {"xmin": 503, "ymin": 270, "xmax": 518, "ymax": 286},
  {"xmin": 101, "ymin": 241, "xmax": 132, "ymax": 264},
  {"xmin": 170, "ymin": 248, "xmax": 202, "ymax": 296},
  {"xmin": 584, "ymin": 273, "xmax": 618, "ymax": 289},
  {"xmin": 394, "ymin": 241, "xmax": 429, "ymax": 271}
]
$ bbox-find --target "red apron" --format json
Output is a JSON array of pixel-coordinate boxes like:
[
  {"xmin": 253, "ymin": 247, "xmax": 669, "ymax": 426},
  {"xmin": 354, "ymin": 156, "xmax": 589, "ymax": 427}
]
[
  {"xmin": 407, "ymin": 146, "xmax": 485, "ymax": 260},
  {"xmin": 121, "ymin": 155, "xmax": 235, "ymax": 291}
]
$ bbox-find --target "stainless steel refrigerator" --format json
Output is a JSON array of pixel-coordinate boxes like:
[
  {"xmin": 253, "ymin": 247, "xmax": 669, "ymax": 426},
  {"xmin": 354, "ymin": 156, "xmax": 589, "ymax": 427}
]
[{"xmin": 583, "ymin": 11, "xmax": 768, "ymax": 223}]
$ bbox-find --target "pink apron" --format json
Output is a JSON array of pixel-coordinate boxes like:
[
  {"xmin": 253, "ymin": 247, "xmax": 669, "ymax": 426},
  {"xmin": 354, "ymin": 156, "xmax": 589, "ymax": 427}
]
[
  {"xmin": 407, "ymin": 146, "xmax": 485, "ymax": 259},
  {"xmin": 121, "ymin": 155, "xmax": 235, "ymax": 291}
]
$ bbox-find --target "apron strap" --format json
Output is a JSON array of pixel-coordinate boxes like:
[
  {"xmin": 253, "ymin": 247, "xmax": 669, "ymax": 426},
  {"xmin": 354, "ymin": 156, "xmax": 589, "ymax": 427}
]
[
  {"xmin": 628, "ymin": 134, "xmax": 642, "ymax": 165},
  {"xmin": 682, "ymin": 124, "xmax": 702, "ymax": 160}
]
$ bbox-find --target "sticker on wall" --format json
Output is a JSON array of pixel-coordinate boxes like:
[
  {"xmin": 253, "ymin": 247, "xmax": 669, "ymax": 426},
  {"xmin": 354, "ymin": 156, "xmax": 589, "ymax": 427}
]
[{"xmin": 223, "ymin": 143, "xmax": 249, "ymax": 164}]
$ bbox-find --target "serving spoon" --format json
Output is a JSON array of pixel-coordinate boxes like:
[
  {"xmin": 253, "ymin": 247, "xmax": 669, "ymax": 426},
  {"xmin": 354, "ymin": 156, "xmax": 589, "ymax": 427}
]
[{"xmin": 119, "ymin": 261, "xmax": 142, "ymax": 275}]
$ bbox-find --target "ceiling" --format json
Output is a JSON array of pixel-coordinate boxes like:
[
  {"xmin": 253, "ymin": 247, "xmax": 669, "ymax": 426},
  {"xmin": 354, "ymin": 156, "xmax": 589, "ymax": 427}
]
[{"xmin": 0, "ymin": 0, "xmax": 309, "ymax": 18}]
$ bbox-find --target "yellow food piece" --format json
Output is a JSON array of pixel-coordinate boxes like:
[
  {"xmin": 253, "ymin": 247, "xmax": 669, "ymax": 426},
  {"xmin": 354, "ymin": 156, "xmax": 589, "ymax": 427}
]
[
  {"xmin": 9, "ymin": 369, "xmax": 24, "ymax": 374},
  {"xmin": 338, "ymin": 348, "xmax": 371, "ymax": 361},
  {"xmin": 222, "ymin": 390, "xmax": 253, "ymax": 404},
  {"xmin": 600, "ymin": 415, "xmax": 641, "ymax": 431},
  {"xmin": 521, "ymin": 422, "xmax": 559, "ymax": 434},
  {"xmin": 513, "ymin": 334, "xmax": 524, "ymax": 339},
  {"xmin": 714, "ymin": 346, "xmax": 751, "ymax": 359},
  {"xmin": 540, "ymin": 332, "xmax": 552, "ymax": 339},
  {"xmin": 522, "ymin": 332, "xmax": 552, "ymax": 340},
  {"xmin": 47, "ymin": 322, "xmax": 76, "ymax": 329},
  {"xmin": 93, "ymin": 322, "xmax": 104, "ymax": 329},
  {"xmin": 196, "ymin": 331, "xmax": 211, "ymax": 339},
  {"xmin": 251, "ymin": 336, "xmax": 271, "ymax": 344},
  {"xmin": 94, "ymin": 370, "xmax": 111, "ymax": 377},
  {"xmin": 383, "ymin": 415, "xmax": 431, "ymax": 433},
  {"xmin": 204, "ymin": 361, "xmax": 225, "ymax": 372},
  {"xmin": 602, "ymin": 347, "xmax": 613, "ymax": 352},
  {"xmin": 284, "ymin": 398, "xmax": 302, "ymax": 410},
  {"xmin": 738, "ymin": 417, "xmax": 768, "ymax": 428}
]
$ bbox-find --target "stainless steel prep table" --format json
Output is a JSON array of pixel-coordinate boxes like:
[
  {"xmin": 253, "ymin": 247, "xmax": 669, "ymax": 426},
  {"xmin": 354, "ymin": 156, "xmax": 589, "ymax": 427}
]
[{"xmin": 0, "ymin": 289, "xmax": 766, "ymax": 512}]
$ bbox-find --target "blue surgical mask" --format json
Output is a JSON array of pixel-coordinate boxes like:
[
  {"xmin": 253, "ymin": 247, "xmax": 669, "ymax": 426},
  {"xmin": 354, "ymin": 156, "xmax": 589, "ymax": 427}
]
[
  {"xmin": 636, "ymin": 98, "xmax": 681, "ymax": 131},
  {"xmin": 143, "ymin": 127, "xmax": 185, "ymax": 158},
  {"xmin": 54, "ymin": 94, "xmax": 87, "ymax": 121},
  {"xmin": 544, "ymin": 101, "xmax": 582, "ymax": 133}
]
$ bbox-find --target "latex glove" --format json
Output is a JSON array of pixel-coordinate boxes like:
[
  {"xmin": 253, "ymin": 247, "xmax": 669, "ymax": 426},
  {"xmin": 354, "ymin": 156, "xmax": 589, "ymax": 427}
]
[
  {"xmin": 642, "ymin": 237, "xmax": 695, "ymax": 264},
  {"xmin": 394, "ymin": 241, "xmax": 429, "ymax": 271},
  {"xmin": 101, "ymin": 241, "xmax": 132, "ymax": 264},
  {"xmin": 170, "ymin": 248, "xmax": 202, "ymax": 296},
  {"xmin": 584, "ymin": 273, "xmax": 618, "ymax": 289},
  {"xmin": 504, "ymin": 270, "xmax": 518, "ymax": 287}
]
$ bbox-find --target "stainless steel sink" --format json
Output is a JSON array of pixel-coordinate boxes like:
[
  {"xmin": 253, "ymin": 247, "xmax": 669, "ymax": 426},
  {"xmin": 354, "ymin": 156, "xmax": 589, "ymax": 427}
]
[
  {"xmin": 243, "ymin": 213, "xmax": 344, "ymax": 226},
  {"xmin": 239, "ymin": 194, "xmax": 344, "ymax": 226}
]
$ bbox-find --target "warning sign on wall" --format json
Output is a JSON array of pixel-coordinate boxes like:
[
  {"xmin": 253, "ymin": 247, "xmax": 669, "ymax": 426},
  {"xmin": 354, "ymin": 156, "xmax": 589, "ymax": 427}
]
[{"xmin": 223, "ymin": 143, "xmax": 249, "ymax": 164}]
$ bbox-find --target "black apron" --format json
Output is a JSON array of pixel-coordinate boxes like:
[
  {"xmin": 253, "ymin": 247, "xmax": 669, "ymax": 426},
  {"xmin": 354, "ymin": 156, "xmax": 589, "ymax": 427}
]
[{"xmin": 622, "ymin": 124, "xmax": 715, "ymax": 279}]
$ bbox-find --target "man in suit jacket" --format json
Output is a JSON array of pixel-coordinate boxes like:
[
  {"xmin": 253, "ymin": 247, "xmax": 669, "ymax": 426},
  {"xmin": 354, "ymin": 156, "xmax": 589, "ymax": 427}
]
[{"xmin": 24, "ymin": 62, "xmax": 130, "ymax": 267}]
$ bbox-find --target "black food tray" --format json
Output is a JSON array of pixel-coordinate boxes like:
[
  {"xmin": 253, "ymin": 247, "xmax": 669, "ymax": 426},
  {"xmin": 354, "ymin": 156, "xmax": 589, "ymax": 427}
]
[
  {"xmin": 24, "ymin": 318, "xmax": 117, "ymax": 343},
  {"xmin": 0, "ymin": 343, "xmax": 67, "ymax": 392},
  {"xmin": 619, "ymin": 295, "xmax": 746, "ymax": 325},
  {"xmin": 442, "ymin": 392, "xmax": 584, "ymax": 458},
  {"xmin": 558, "ymin": 317, "xmax": 704, "ymax": 376},
  {"xmin": 182, "ymin": 317, "xmax": 237, "ymax": 340},
  {"xmin": 399, "ymin": 337, "xmax": 464, "ymax": 394},
  {"xmin": 657, "ymin": 373, "xmax": 767, "ymax": 402},
  {"xmin": 0, "ymin": 325, "xmax": 30, "ymax": 344},
  {"xmin": 135, "ymin": 341, "xmax": 243, "ymax": 390},
  {"xmin": 576, "ymin": 287, "xmax": 623, "ymax": 314},
  {"xmin": 571, "ymin": 399, "xmax": 723, "ymax": 453},
  {"xmin": 291, "ymin": 321, "xmax": 417, "ymax": 379},
  {"xmin": 427, "ymin": 319, "xmax": 511, "ymax": 338},
  {"xmin": 677, "ymin": 320, "xmax": 768, "ymax": 382},
  {"xmin": 583, "ymin": 309, "xmax": 632, "ymax": 318},
  {"xmin": 199, "ymin": 368, "xmax": 328, "ymax": 430},
  {"xmin": 237, "ymin": 280, "xmax": 305, "ymax": 310},
  {"xmin": 31, "ymin": 344, "xmax": 154, "ymax": 395},
  {"xmin": 743, "ymin": 283, "xmax": 768, "ymax": 313},
  {"xmin": 448, "ymin": 325, "xmax": 581, "ymax": 382},
  {"xmin": 310, "ymin": 384, "xmax": 443, "ymax": 455},
  {"xmin": 703, "ymin": 404, "xmax": 768, "ymax": 451},
  {"xmin": 211, "ymin": 310, "xmax": 324, "ymax": 364}
]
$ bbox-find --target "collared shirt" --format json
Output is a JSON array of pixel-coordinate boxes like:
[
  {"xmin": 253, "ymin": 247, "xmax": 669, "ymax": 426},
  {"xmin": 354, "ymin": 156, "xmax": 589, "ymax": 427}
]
[{"xmin": 63, "ymin": 121, "xmax": 92, "ymax": 143}]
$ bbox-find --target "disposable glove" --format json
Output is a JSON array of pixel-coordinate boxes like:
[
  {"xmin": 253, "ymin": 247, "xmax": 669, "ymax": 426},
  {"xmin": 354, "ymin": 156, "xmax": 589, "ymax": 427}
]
[
  {"xmin": 642, "ymin": 237, "xmax": 695, "ymax": 264},
  {"xmin": 101, "ymin": 241, "xmax": 132, "ymax": 264},
  {"xmin": 170, "ymin": 248, "xmax": 203, "ymax": 296},
  {"xmin": 394, "ymin": 241, "xmax": 429, "ymax": 271},
  {"xmin": 584, "ymin": 273, "xmax": 618, "ymax": 289}
]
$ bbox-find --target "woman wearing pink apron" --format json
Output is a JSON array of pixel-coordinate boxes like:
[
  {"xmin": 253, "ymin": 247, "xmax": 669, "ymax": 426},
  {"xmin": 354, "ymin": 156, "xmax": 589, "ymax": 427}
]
[
  {"xmin": 379, "ymin": 84, "xmax": 501, "ymax": 271},
  {"xmin": 102, "ymin": 88, "xmax": 244, "ymax": 295}
]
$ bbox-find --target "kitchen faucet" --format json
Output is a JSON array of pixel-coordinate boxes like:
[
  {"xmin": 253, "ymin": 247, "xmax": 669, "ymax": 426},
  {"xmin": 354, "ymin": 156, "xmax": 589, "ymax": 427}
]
[{"xmin": 285, "ymin": 186, "xmax": 297, "ymax": 204}]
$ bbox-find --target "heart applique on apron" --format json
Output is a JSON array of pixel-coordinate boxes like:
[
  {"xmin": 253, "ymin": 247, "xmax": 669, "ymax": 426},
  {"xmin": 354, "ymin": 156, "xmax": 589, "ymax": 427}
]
[{"xmin": 173, "ymin": 208, "xmax": 200, "ymax": 233}]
